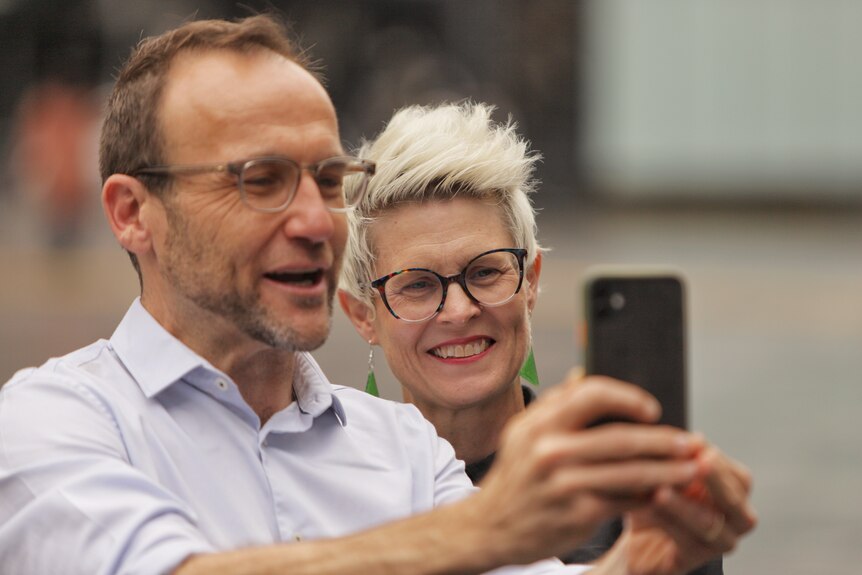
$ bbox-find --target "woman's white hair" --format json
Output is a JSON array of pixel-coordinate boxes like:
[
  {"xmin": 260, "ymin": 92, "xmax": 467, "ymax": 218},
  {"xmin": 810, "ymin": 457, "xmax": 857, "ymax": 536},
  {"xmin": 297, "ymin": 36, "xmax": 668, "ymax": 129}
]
[{"xmin": 340, "ymin": 101, "xmax": 544, "ymax": 307}]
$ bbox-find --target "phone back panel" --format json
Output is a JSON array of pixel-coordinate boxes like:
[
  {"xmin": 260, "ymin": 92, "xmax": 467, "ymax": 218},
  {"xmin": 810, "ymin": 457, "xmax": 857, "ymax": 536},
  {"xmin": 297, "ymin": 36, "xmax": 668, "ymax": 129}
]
[{"xmin": 585, "ymin": 274, "xmax": 687, "ymax": 429}]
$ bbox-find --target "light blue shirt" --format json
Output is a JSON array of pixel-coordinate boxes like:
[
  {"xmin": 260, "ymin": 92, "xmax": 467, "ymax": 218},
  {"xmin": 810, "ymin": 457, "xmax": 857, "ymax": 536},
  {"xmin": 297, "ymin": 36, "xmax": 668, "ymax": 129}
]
[{"xmin": 0, "ymin": 299, "xmax": 590, "ymax": 575}]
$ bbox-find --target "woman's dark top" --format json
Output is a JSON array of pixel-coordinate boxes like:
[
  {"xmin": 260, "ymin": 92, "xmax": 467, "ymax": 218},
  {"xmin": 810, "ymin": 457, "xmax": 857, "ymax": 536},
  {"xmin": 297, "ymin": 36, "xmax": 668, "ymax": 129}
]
[{"xmin": 464, "ymin": 386, "xmax": 723, "ymax": 574}]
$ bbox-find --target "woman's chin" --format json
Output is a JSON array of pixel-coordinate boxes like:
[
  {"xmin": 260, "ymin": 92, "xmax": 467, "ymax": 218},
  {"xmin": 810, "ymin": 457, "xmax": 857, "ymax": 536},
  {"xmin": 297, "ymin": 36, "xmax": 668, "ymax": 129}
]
[{"xmin": 429, "ymin": 378, "xmax": 518, "ymax": 413}]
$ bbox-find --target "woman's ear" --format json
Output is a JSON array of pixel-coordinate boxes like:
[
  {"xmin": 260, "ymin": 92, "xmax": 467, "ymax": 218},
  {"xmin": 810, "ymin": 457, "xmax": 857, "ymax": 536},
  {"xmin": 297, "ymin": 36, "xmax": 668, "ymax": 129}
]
[
  {"xmin": 101, "ymin": 174, "xmax": 157, "ymax": 256},
  {"xmin": 338, "ymin": 289, "xmax": 379, "ymax": 344},
  {"xmin": 525, "ymin": 252, "xmax": 543, "ymax": 313}
]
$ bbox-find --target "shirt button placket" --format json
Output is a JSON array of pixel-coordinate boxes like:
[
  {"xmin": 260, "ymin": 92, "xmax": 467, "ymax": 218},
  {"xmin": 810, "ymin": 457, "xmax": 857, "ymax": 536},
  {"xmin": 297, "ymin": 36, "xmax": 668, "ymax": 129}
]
[
  {"xmin": 258, "ymin": 435, "xmax": 297, "ymax": 542},
  {"xmin": 259, "ymin": 437, "xmax": 268, "ymax": 463}
]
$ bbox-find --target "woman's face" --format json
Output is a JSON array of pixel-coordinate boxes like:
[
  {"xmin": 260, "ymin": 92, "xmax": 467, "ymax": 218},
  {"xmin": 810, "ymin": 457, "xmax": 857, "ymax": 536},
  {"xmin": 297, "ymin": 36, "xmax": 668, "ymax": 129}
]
[{"xmin": 343, "ymin": 197, "xmax": 540, "ymax": 414}]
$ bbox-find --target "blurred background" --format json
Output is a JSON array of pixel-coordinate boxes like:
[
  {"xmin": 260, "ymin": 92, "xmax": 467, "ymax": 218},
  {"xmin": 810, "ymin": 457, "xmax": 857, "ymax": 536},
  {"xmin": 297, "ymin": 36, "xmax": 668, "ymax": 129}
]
[{"xmin": 1, "ymin": 0, "xmax": 861, "ymax": 572}]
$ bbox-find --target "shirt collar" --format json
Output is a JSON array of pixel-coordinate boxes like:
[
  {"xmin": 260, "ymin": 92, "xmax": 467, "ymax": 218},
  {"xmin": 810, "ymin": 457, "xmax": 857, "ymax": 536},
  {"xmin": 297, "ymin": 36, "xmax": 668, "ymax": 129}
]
[
  {"xmin": 110, "ymin": 298, "xmax": 216, "ymax": 398},
  {"xmin": 291, "ymin": 352, "xmax": 347, "ymax": 427},
  {"xmin": 110, "ymin": 299, "xmax": 346, "ymax": 426}
]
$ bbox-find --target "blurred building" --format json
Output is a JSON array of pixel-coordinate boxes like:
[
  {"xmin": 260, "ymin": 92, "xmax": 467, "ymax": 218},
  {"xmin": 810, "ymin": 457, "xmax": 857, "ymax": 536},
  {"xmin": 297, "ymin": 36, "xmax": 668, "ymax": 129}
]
[{"xmin": 0, "ymin": 0, "xmax": 579, "ymax": 250}]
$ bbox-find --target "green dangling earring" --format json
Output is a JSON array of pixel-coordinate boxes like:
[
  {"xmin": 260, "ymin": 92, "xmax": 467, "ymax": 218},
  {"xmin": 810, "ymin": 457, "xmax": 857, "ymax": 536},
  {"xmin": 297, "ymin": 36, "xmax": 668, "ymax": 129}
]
[
  {"xmin": 519, "ymin": 346, "xmax": 540, "ymax": 387},
  {"xmin": 365, "ymin": 341, "xmax": 380, "ymax": 397}
]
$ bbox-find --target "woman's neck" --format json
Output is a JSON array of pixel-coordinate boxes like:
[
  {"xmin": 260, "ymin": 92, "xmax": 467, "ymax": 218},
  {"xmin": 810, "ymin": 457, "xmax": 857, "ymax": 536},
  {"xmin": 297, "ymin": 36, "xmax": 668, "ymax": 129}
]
[{"xmin": 409, "ymin": 383, "xmax": 527, "ymax": 465}]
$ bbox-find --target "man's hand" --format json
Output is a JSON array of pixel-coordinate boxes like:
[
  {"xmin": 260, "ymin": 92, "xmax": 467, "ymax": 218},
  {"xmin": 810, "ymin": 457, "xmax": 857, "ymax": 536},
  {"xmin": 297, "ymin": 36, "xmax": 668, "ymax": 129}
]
[{"xmin": 470, "ymin": 375, "xmax": 706, "ymax": 565}]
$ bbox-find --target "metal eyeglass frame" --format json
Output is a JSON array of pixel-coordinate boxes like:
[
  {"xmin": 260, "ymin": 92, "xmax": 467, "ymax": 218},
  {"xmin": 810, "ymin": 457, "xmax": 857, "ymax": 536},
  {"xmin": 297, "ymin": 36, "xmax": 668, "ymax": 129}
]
[{"xmin": 132, "ymin": 155, "xmax": 376, "ymax": 214}]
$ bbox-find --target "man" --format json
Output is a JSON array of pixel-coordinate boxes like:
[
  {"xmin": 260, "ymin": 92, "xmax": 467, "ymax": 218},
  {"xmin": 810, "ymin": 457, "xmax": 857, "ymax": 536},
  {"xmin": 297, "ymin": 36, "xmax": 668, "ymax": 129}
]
[{"xmin": 0, "ymin": 15, "xmax": 754, "ymax": 575}]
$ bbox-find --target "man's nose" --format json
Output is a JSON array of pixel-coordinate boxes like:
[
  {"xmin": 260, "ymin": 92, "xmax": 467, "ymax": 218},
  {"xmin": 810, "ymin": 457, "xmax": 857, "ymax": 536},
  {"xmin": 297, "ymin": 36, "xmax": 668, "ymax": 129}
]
[{"xmin": 281, "ymin": 173, "xmax": 335, "ymax": 242}]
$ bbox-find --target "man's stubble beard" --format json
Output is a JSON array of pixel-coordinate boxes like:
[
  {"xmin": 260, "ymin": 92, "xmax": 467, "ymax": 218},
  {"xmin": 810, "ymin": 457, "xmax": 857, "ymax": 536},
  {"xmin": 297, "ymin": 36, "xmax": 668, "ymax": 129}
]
[
  {"xmin": 214, "ymin": 283, "xmax": 335, "ymax": 352},
  {"xmin": 161, "ymin": 205, "xmax": 336, "ymax": 352}
]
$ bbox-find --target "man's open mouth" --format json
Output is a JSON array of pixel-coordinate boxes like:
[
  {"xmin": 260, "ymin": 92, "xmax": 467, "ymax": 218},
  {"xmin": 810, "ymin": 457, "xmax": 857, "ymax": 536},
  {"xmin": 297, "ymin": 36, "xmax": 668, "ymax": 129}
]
[{"xmin": 263, "ymin": 269, "xmax": 324, "ymax": 286}]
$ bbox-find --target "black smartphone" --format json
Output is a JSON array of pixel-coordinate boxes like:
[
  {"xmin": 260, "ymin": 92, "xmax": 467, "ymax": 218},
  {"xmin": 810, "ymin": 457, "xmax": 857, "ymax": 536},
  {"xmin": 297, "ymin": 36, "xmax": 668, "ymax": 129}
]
[{"xmin": 583, "ymin": 270, "xmax": 688, "ymax": 429}]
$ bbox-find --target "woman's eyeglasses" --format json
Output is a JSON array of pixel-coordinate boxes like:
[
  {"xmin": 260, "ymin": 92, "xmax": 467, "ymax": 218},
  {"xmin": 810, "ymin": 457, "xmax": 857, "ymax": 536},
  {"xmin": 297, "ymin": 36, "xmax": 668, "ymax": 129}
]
[{"xmin": 370, "ymin": 248, "xmax": 527, "ymax": 322}]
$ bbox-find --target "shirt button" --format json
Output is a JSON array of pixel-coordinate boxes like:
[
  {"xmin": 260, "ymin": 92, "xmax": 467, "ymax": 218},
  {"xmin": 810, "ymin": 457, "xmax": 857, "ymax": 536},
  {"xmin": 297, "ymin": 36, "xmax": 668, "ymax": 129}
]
[{"xmin": 215, "ymin": 379, "xmax": 228, "ymax": 391}]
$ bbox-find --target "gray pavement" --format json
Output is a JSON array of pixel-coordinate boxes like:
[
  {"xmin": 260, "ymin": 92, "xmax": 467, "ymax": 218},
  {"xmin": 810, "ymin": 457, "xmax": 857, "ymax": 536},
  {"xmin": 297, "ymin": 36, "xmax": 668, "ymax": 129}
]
[{"xmin": 2, "ymin": 203, "xmax": 861, "ymax": 573}]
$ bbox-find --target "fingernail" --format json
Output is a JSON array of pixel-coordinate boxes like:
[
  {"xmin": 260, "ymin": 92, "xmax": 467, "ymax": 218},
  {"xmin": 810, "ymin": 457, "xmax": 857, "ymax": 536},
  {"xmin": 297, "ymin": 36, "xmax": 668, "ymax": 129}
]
[
  {"xmin": 674, "ymin": 434, "xmax": 695, "ymax": 455},
  {"xmin": 655, "ymin": 486, "xmax": 674, "ymax": 505},
  {"xmin": 645, "ymin": 398, "xmax": 661, "ymax": 421},
  {"xmin": 684, "ymin": 461, "xmax": 699, "ymax": 478}
]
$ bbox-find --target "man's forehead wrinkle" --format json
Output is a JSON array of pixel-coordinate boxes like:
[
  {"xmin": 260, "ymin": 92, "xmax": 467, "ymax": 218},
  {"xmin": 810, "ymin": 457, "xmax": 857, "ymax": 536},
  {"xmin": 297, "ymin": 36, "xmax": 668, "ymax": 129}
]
[{"xmin": 159, "ymin": 49, "xmax": 340, "ymax": 160}]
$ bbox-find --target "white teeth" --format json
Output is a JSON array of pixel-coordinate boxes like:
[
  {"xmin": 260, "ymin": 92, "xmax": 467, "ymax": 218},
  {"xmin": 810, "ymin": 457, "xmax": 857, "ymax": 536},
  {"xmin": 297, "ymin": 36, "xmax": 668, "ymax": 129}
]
[{"xmin": 431, "ymin": 339, "xmax": 490, "ymax": 359}]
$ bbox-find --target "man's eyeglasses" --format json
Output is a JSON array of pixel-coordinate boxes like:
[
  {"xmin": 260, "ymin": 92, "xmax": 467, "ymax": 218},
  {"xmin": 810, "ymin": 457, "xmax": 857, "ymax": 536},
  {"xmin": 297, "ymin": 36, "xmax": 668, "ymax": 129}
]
[
  {"xmin": 371, "ymin": 248, "xmax": 528, "ymax": 322},
  {"xmin": 132, "ymin": 156, "xmax": 376, "ymax": 213}
]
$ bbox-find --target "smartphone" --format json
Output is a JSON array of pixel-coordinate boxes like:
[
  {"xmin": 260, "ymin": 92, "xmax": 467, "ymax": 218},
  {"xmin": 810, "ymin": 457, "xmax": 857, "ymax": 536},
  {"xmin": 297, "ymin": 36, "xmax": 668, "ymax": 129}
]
[{"xmin": 583, "ymin": 269, "xmax": 688, "ymax": 429}]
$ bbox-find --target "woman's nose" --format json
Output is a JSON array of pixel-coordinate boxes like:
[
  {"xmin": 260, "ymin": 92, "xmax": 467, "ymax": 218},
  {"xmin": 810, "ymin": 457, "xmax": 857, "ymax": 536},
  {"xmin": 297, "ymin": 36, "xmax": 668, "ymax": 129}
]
[{"xmin": 437, "ymin": 282, "xmax": 481, "ymax": 323}]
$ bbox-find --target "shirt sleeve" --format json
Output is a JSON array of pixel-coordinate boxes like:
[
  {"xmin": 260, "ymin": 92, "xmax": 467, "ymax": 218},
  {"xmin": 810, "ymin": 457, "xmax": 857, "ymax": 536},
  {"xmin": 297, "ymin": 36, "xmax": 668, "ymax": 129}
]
[
  {"xmin": 487, "ymin": 564, "xmax": 593, "ymax": 575},
  {"xmin": 393, "ymin": 401, "xmax": 478, "ymax": 506},
  {"xmin": 0, "ymin": 374, "xmax": 215, "ymax": 575}
]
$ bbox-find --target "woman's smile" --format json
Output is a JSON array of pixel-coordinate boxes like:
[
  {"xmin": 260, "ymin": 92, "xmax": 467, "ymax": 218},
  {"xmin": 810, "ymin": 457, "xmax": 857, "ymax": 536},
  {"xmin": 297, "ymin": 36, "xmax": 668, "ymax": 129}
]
[{"xmin": 428, "ymin": 337, "xmax": 495, "ymax": 361}]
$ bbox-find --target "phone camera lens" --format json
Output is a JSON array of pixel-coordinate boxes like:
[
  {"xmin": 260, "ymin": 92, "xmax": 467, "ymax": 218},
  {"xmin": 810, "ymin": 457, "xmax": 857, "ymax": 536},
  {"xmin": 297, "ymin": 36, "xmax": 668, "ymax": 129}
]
[{"xmin": 609, "ymin": 292, "xmax": 626, "ymax": 311}]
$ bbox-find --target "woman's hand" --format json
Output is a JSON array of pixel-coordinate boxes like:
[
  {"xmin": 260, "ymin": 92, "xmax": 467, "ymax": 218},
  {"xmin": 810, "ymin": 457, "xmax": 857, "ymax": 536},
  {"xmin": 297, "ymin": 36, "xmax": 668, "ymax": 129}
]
[{"xmin": 595, "ymin": 443, "xmax": 756, "ymax": 575}]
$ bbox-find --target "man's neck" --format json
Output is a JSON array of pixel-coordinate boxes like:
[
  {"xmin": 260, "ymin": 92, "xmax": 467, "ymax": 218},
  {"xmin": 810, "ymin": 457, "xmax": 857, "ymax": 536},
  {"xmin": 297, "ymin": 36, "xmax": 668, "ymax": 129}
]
[
  {"xmin": 227, "ymin": 348, "xmax": 297, "ymax": 426},
  {"xmin": 408, "ymin": 382, "xmax": 526, "ymax": 465},
  {"xmin": 140, "ymin": 293, "xmax": 297, "ymax": 425}
]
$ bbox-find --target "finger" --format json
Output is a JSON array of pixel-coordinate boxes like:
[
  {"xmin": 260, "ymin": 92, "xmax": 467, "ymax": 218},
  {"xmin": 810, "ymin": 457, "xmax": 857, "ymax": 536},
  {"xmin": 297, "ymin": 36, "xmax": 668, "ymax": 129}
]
[
  {"xmin": 533, "ymin": 424, "xmax": 703, "ymax": 466},
  {"xmin": 583, "ymin": 493, "xmax": 657, "ymax": 521},
  {"xmin": 634, "ymin": 507, "xmax": 723, "ymax": 566},
  {"xmin": 698, "ymin": 447, "xmax": 757, "ymax": 534},
  {"xmin": 699, "ymin": 444, "xmax": 753, "ymax": 492},
  {"xmin": 533, "ymin": 376, "xmax": 662, "ymax": 433},
  {"xmin": 653, "ymin": 487, "xmax": 738, "ymax": 552},
  {"xmin": 548, "ymin": 458, "xmax": 700, "ymax": 498},
  {"xmin": 565, "ymin": 365, "xmax": 585, "ymax": 381},
  {"xmin": 682, "ymin": 477, "xmax": 713, "ymax": 505}
]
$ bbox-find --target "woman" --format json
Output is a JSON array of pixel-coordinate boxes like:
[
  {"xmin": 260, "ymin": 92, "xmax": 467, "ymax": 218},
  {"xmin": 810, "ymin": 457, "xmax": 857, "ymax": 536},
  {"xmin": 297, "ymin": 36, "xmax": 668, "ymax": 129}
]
[{"xmin": 338, "ymin": 102, "xmax": 744, "ymax": 572}]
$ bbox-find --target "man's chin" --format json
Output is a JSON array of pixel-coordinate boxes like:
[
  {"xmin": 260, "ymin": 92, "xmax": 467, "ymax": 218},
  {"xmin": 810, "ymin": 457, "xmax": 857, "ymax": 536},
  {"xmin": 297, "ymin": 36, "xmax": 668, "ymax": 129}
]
[
  {"xmin": 249, "ymin": 313, "xmax": 332, "ymax": 352},
  {"xmin": 245, "ymin": 291, "xmax": 335, "ymax": 350},
  {"xmin": 282, "ymin": 323, "xmax": 331, "ymax": 352}
]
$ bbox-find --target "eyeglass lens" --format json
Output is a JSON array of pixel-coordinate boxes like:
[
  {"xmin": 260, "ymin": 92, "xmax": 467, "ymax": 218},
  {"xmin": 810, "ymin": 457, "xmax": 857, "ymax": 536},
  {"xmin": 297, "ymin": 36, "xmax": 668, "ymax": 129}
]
[
  {"xmin": 240, "ymin": 158, "xmax": 368, "ymax": 211},
  {"xmin": 383, "ymin": 250, "xmax": 522, "ymax": 321}
]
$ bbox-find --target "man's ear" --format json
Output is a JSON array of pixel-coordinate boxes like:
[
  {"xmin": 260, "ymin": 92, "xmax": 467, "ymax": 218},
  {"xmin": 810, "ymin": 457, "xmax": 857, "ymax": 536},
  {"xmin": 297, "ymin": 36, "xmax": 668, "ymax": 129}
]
[
  {"xmin": 525, "ymin": 252, "xmax": 543, "ymax": 313},
  {"xmin": 338, "ymin": 289, "xmax": 379, "ymax": 344},
  {"xmin": 101, "ymin": 174, "xmax": 158, "ymax": 256}
]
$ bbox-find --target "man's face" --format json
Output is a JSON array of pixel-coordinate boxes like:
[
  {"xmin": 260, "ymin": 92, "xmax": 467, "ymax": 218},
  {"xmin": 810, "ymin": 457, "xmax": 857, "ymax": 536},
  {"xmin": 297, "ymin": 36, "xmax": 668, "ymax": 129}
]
[{"xmin": 146, "ymin": 49, "xmax": 346, "ymax": 352}]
